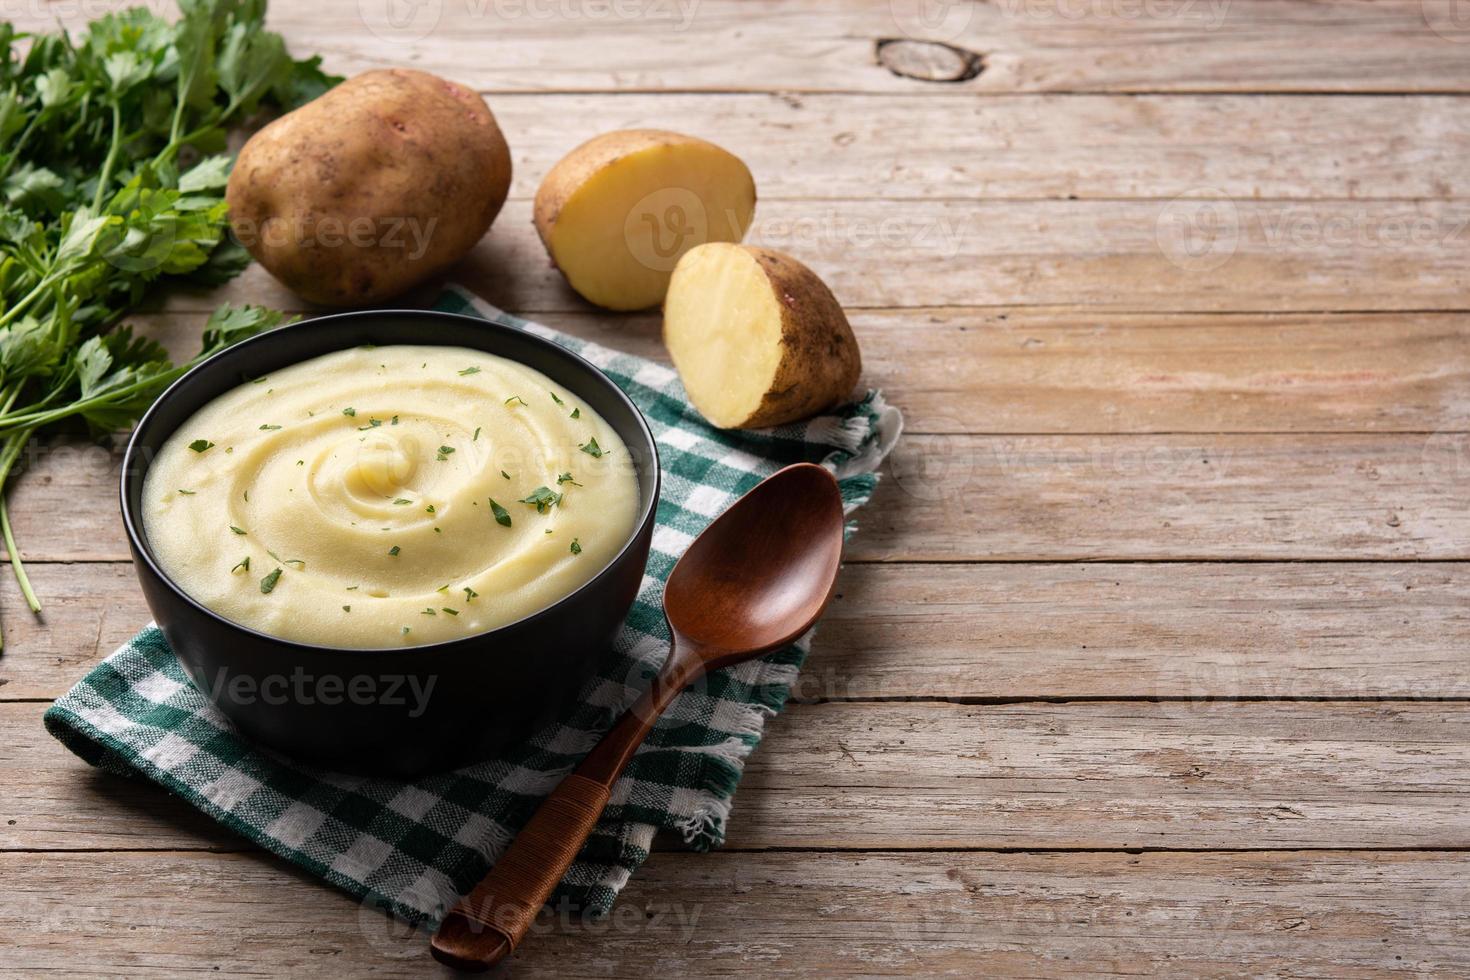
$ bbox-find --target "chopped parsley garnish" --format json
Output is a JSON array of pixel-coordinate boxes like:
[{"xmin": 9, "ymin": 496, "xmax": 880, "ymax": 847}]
[
  {"xmin": 443, "ymin": 607, "xmax": 459, "ymax": 616},
  {"xmin": 505, "ymin": 395, "xmax": 527, "ymax": 407},
  {"xmin": 346, "ymin": 585, "xmax": 359, "ymax": 591},
  {"xmin": 402, "ymin": 626, "xmax": 411, "ymax": 635},
  {"xmin": 391, "ymin": 415, "xmax": 400, "ymax": 425},
  {"xmin": 518, "ymin": 486, "xmax": 562, "ymax": 514},
  {"xmin": 473, "ymin": 427, "xmax": 482, "ymax": 441},
  {"xmin": 463, "ymin": 586, "xmax": 479, "ymax": 602},
  {"xmin": 342, "ymin": 407, "xmax": 356, "ymax": 417},
  {"xmin": 556, "ymin": 472, "xmax": 582, "ymax": 487},
  {"xmin": 259, "ymin": 568, "xmax": 282, "ymax": 594},
  {"xmin": 266, "ymin": 549, "xmax": 305, "ymax": 569},
  {"xmin": 426, "ymin": 504, "xmax": 436, "ymax": 515},
  {"xmin": 549, "ymin": 391, "xmax": 564, "ymax": 406},
  {"xmin": 388, "ymin": 545, "xmax": 401, "ymax": 557},
  {"xmin": 188, "ymin": 439, "xmax": 214, "ymax": 453},
  {"xmin": 500, "ymin": 470, "xmax": 510, "ymax": 480},
  {"xmin": 178, "ymin": 489, "xmax": 196, "ymax": 495},
  {"xmin": 489, "ymin": 499, "xmax": 512, "ymax": 527},
  {"xmin": 231, "ymin": 557, "xmax": 250, "ymax": 574},
  {"xmin": 459, "ymin": 366, "xmax": 481, "ymax": 376},
  {"xmin": 579, "ymin": 438, "xmax": 603, "ymax": 458},
  {"xmin": 570, "ymin": 407, "xmax": 580, "ymax": 419},
  {"xmin": 229, "ymin": 526, "xmax": 246, "ymax": 536},
  {"xmin": 422, "ymin": 608, "xmax": 436, "ymax": 616},
  {"xmin": 358, "ymin": 418, "xmax": 383, "ymax": 430},
  {"xmin": 259, "ymin": 424, "xmax": 281, "ymax": 431},
  {"xmin": 570, "ymin": 538, "xmax": 582, "ymax": 555},
  {"xmin": 393, "ymin": 498, "xmax": 411, "ymax": 505},
  {"xmin": 437, "ymin": 584, "xmax": 450, "ymax": 593},
  {"xmin": 343, "ymin": 605, "xmax": 351, "ymax": 612},
  {"xmin": 436, "ymin": 445, "xmax": 454, "ymax": 461}
]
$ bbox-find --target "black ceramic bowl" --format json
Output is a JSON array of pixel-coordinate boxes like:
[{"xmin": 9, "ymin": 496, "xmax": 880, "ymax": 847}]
[{"xmin": 120, "ymin": 310, "xmax": 660, "ymax": 776}]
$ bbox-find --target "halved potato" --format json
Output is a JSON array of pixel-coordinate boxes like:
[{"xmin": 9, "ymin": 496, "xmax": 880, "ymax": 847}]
[
  {"xmin": 664, "ymin": 244, "xmax": 861, "ymax": 429},
  {"xmin": 534, "ymin": 130, "xmax": 756, "ymax": 311}
]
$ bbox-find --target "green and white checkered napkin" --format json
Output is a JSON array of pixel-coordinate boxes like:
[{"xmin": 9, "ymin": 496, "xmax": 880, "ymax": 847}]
[{"xmin": 44, "ymin": 286, "xmax": 901, "ymax": 925}]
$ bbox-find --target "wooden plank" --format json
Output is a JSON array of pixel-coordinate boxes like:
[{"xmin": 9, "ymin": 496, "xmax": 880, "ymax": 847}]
[
  {"xmin": 14, "ymin": 1, "xmax": 1468, "ymax": 94},
  {"xmin": 127, "ymin": 309, "xmax": 1470, "ymax": 435},
  {"xmin": 466, "ymin": 94, "xmax": 1470, "ymax": 201},
  {"xmin": 150, "ymin": 199, "xmax": 1470, "ymax": 315},
  {"xmin": 863, "ymin": 431, "xmax": 1470, "ymax": 561},
  {"xmin": 9, "ymin": 430, "xmax": 1465, "ymax": 562},
  {"xmin": 811, "ymin": 561, "xmax": 1470, "ymax": 701},
  {"xmin": 8, "ymin": 700, "xmax": 1470, "ymax": 851},
  {"xmin": 7, "ymin": 560, "xmax": 1470, "ymax": 703},
  {"xmin": 4, "ymin": 849, "xmax": 1468, "ymax": 976}
]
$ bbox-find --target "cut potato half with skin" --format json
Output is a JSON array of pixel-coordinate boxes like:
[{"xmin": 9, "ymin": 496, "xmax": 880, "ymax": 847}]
[
  {"xmin": 534, "ymin": 130, "xmax": 756, "ymax": 311},
  {"xmin": 664, "ymin": 244, "xmax": 861, "ymax": 429}
]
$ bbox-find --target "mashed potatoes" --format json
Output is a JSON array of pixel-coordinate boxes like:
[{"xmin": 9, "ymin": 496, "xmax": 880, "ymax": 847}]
[{"xmin": 142, "ymin": 344, "xmax": 640, "ymax": 647}]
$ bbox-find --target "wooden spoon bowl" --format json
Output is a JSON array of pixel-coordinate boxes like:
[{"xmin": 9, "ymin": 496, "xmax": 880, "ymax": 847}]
[{"xmin": 431, "ymin": 462, "xmax": 846, "ymax": 971}]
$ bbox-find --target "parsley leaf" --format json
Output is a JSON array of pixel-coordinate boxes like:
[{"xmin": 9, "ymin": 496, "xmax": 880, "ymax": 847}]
[{"xmin": 518, "ymin": 486, "xmax": 562, "ymax": 514}]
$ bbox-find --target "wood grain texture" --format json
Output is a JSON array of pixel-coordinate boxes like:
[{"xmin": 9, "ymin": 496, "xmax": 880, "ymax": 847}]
[
  {"xmin": 437, "ymin": 94, "xmax": 1470, "ymax": 201},
  {"xmin": 5, "ymin": 849, "xmax": 1468, "ymax": 976},
  {"xmin": 9, "ymin": 430, "xmax": 1463, "ymax": 562},
  {"xmin": 6, "ymin": 560, "xmax": 1470, "ymax": 703},
  {"xmin": 146, "ymin": 198, "xmax": 1470, "ymax": 315},
  {"xmin": 5, "ymin": 0, "xmax": 1470, "ymax": 972},
  {"xmin": 8, "ymin": 699, "xmax": 1470, "ymax": 852},
  {"xmin": 13, "ymin": 1, "xmax": 1469, "ymax": 94},
  {"xmin": 126, "ymin": 309, "xmax": 1470, "ymax": 435},
  {"xmin": 865, "ymin": 432, "xmax": 1470, "ymax": 561}
]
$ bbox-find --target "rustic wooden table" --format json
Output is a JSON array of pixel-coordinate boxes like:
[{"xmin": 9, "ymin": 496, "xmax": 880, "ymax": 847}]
[{"xmin": 5, "ymin": 0, "xmax": 1470, "ymax": 974}]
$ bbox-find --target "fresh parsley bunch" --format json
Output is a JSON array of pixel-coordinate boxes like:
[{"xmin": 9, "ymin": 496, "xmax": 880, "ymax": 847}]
[{"xmin": 0, "ymin": 1, "xmax": 337, "ymax": 637}]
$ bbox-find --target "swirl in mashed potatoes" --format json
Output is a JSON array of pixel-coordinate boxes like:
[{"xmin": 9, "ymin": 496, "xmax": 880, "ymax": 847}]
[{"xmin": 142, "ymin": 344, "xmax": 639, "ymax": 647}]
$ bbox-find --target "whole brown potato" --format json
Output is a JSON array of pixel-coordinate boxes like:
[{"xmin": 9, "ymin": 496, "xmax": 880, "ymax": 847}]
[{"xmin": 226, "ymin": 69, "xmax": 511, "ymax": 306}]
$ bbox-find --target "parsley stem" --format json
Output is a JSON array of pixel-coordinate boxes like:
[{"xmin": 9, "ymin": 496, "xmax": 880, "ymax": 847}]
[
  {"xmin": 92, "ymin": 101, "xmax": 125, "ymax": 210},
  {"xmin": 0, "ymin": 271, "xmax": 62, "ymax": 330},
  {"xmin": 0, "ymin": 429, "xmax": 41, "ymax": 614}
]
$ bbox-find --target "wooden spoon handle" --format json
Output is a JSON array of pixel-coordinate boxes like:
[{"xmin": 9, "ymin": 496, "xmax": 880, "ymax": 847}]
[
  {"xmin": 430, "ymin": 650, "xmax": 704, "ymax": 971},
  {"xmin": 430, "ymin": 772, "xmax": 610, "ymax": 971}
]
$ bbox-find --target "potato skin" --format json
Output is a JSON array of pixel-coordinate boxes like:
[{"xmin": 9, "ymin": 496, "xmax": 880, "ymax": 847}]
[
  {"xmin": 732, "ymin": 247, "xmax": 861, "ymax": 429},
  {"xmin": 226, "ymin": 69, "xmax": 512, "ymax": 306},
  {"xmin": 740, "ymin": 246, "xmax": 858, "ymax": 426}
]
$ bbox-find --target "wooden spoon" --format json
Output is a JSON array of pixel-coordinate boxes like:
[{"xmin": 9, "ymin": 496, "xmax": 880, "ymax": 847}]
[{"xmin": 430, "ymin": 462, "xmax": 846, "ymax": 971}]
